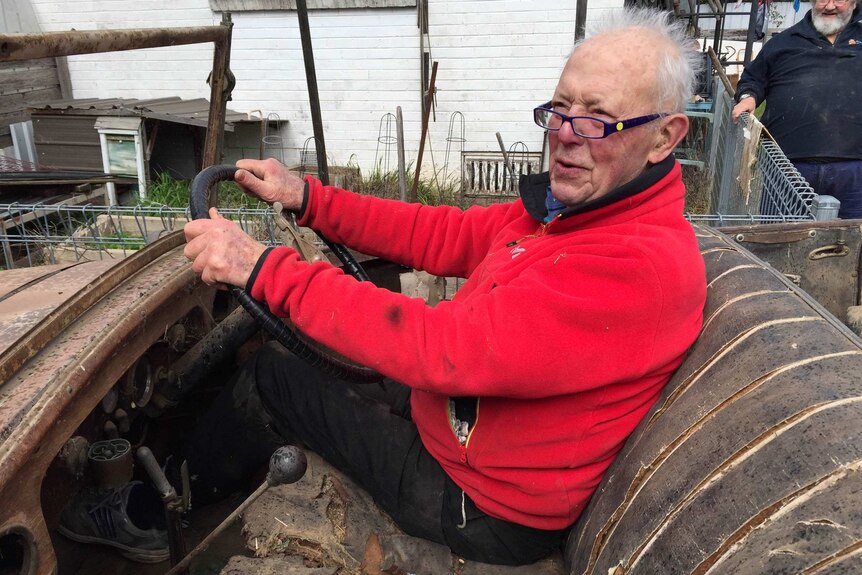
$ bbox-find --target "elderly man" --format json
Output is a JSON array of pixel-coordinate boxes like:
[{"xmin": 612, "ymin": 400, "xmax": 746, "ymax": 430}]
[
  {"xmin": 732, "ymin": 0, "xmax": 862, "ymax": 217},
  {"xmin": 183, "ymin": 8, "xmax": 706, "ymax": 565}
]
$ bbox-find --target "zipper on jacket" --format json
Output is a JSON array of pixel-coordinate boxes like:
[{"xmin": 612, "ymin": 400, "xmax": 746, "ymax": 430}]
[
  {"xmin": 505, "ymin": 235, "xmax": 535, "ymax": 248},
  {"xmin": 448, "ymin": 397, "xmax": 479, "ymax": 464},
  {"xmin": 504, "ymin": 218, "xmax": 558, "ymax": 248}
]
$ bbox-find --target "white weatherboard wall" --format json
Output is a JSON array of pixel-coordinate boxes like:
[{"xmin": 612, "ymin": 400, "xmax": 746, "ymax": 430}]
[{"xmin": 26, "ymin": 0, "xmax": 623, "ymax": 178}]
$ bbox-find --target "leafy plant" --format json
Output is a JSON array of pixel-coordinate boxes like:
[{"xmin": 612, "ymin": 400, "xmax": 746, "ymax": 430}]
[
  {"xmin": 140, "ymin": 165, "xmax": 463, "ymax": 211},
  {"xmin": 139, "ymin": 172, "xmax": 264, "ymax": 210}
]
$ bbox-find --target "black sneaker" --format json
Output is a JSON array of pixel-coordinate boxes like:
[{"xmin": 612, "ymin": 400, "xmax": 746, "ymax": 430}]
[{"xmin": 57, "ymin": 481, "xmax": 170, "ymax": 563}]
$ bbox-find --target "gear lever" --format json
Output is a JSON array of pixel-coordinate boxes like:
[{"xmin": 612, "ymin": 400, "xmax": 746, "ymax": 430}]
[{"xmin": 162, "ymin": 446, "xmax": 308, "ymax": 575}]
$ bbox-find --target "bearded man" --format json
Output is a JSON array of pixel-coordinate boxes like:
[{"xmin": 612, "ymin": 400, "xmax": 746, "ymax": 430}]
[{"xmin": 733, "ymin": 0, "xmax": 862, "ymax": 217}]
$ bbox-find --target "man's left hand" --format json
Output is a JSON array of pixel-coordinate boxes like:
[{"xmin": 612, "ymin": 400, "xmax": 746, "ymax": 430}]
[{"xmin": 183, "ymin": 207, "xmax": 267, "ymax": 289}]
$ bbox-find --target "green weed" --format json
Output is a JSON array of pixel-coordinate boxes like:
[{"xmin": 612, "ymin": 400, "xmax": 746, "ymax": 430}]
[
  {"xmin": 140, "ymin": 166, "xmax": 462, "ymax": 211},
  {"xmin": 139, "ymin": 172, "xmax": 264, "ymax": 210}
]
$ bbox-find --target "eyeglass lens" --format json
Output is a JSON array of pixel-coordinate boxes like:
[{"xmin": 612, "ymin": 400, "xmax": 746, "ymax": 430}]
[{"xmin": 536, "ymin": 109, "xmax": 606, "ymax": 138}]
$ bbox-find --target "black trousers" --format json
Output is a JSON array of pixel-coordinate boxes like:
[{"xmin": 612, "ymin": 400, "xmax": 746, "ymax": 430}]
[{"xmin": 185, "ymin": 341, "xmax": 566, "ymax": 565}]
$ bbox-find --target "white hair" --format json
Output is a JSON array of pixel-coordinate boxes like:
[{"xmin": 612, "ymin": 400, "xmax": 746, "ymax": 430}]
[{"xmin": 574, "ymin": 8, "xmax": 704, "ymax": 113}]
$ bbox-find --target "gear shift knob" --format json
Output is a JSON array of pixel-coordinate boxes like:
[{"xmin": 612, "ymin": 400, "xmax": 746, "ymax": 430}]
[{"xmin": 267, "ymin": 445, "xmax": 307, "ymax": 486}]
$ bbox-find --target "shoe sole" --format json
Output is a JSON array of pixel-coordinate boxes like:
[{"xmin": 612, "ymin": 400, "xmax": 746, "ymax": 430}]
[{"xmin": 57, "ymin": 524, "xmax": 170, "ymax": 563}]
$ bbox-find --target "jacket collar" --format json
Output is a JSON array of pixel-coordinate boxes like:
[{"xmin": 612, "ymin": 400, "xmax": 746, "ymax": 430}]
[{"xmin": 518, "ymin": 155, "xmax": 676, "ymax": 223}]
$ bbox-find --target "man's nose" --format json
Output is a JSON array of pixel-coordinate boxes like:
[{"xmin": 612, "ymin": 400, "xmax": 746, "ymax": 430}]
[{"xmin": 557, "ymin": 118, "xmax": 586, "ymax": 144}]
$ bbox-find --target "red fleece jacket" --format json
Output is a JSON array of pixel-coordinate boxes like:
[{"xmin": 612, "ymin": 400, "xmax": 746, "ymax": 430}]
[{"xmin": 250, "ymin": 161, "xmax": 706, "ymax": 530}]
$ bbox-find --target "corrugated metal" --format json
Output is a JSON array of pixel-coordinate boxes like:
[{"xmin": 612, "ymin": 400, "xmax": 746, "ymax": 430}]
[
  {"xmin": 29, "ymin": 96, "xmax": 255, "ymax": 130},
  {"xmin": 31, "ymin": 115, "xmax": 102, "ymax": 171},
  {"xmin": 25, "ymin": 97, "xmax": 262, "ymax": 175}
]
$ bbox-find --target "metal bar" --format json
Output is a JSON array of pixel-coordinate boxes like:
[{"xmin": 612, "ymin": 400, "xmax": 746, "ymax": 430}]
[
  {"xmin": 165, "ymin": 481, "xmax": 269, "ymax": 575},
  {"xmin": 0, "ymin": 228, "xmax": 13, "ymax": 270},
  {"xmin": 410, "ymin": 60, "xmax": 438, "ymax": 202},
  {"xmin": 0, "ymin": 27, "xmax": 229, "ymax": 62},
  {"xmin": 203, "ymin": 13, "xmax": 234, "ymax": 176},
  {"xmin": 396, "ymin": 106, "xmax": 407, "ymax": 202},
  {"xmin": 575, "ymin": 0, "xmax": 588, "ymax": 41},
  {"xmin": 496, "ymin": 132, "xmax": 512, "ymax": 182},
  {"xmin": 2, "ymin": 22, "xmax": 233, "ymax": 207},
  {"xmin": 707, "ymin": 46, "xmax": 735, "ymax": 97},
  {"xmin": 296, "ymin": 0, "xmax": 330, "ymax": 186},
  {"xmin": 744, "ymin": 0, "xmax": 759, "ymax": 66}
]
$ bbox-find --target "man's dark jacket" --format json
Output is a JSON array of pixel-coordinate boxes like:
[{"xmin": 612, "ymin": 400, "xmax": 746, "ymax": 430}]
[{"xmin": 735, "ymin": 7, "xmax": 862, "ymax": 161}]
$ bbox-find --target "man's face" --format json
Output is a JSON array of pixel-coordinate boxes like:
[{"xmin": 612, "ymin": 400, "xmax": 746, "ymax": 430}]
[
  {"xmin": 548, "ymin": 30, "xmax": 672, "ymax": 207},
  {"xmin": 812, "ymin": 0, "xmax": 856, "ymax": 37}
]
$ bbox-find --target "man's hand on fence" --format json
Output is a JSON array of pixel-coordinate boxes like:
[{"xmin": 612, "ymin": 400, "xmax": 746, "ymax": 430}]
[{"xmin": 732, "ymin": 96, "xmax": 757, "ymax": 124}]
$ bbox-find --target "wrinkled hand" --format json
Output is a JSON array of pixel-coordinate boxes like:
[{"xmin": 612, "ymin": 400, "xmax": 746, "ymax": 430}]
[
  {"xmin": 183, "ymin": 208, "xmax": 267, "ymax": 289},
  {"xmin": 731, "ymin": 98, "xmax": 756, "ymax": 124},
  {"xmin": 235, "ymin": 158, "xmax": 306, "ymax": 211}
]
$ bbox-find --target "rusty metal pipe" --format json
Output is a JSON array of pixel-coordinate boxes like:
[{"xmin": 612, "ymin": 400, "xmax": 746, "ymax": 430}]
[
  {"xmin": 707, "ymin": 47, "xmax": 735, "ymax": 97},
  {"xmin": 203, "ymin": 14, "xmax": 234, "ymax": 173},
  {"xmin": 0, "ymin": 27, "xmax": 229, "ymax": 62},
  {"xmin": 155, "ymin": 305, "xmax": 258, "ymax": 408},
  {"xmin": 0, "ymin": 23, "xmax": 232, "ymax": 170}
]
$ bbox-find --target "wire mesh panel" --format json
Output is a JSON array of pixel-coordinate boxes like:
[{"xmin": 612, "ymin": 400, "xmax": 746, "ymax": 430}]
[
  {"xmin": 0, "ymin": 203, "xmax": 279, "ymax": 269},
  {"xmin": 688, "ymin": 84, "xmax": 816, "ymax": 227}
]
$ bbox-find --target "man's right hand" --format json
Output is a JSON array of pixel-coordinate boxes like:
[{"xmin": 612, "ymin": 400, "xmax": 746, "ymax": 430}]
[
  {"xmin": 235, "ymin": 158, "xmax": 306, "ymax": 212},
  {"xmin": 731, "ymin": 96, "xmax": 757, "ymax": 124}
]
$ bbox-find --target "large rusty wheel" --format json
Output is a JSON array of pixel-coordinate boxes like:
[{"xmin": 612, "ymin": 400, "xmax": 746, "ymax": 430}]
[{"xmin": 566, "ymin": 225, "xmax": 862, "ymax": 575}]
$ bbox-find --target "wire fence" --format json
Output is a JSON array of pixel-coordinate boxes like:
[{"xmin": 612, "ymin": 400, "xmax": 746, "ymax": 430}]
[
  {"xmin": 685, "ymin": 79, "xmax": 817, "ymax": 226},
  {"xmin": 0, "ymin": 79, "xmax": 821, "ymax": 271},
  {"xmin": 0, "ymin": 203, "xmax": 281, "ymax": 269}
]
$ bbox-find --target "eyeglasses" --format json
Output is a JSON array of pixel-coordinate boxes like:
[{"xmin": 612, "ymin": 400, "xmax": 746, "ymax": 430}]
[
  {"xmin": 815, "ymin": 0, "xmax": 850, "ymax": 6},
  {"xmin": 533, "ymin": 102, "xmax": 667, "ymax": 139}
]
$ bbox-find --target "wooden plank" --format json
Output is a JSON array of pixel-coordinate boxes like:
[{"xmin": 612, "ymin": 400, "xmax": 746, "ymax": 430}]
[
  {"xmin": 0, "ymin": 66, "xmax": 58, "ymax": 94},
  {"xmin": 36, "ymin": 144, "xmax": 103, "ymax": 171},
  {"xmin": 0, "ymin": 59, "xmax": 56, "ymax": 73},
  {"xmin": 32, "ymin": 114, "xmax": 104, "ymax": 170},
  {"xmin": 0, "ymin": 87, "xmax": 62, "ymax": 115},
  {"xmin": 0, "ymin": 58, "xmax": 60, "ymax": 132}
]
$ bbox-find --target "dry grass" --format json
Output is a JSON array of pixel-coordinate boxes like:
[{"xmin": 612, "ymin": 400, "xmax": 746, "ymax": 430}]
[{"xmin": 682, "ymin": 164, "xmax": 713, "ymax": 215}]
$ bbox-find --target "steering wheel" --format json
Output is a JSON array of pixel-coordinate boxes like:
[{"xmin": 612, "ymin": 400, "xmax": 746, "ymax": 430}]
[{"xmin": 190, "ymin": 164, "xmax": 382, "ymax": 383}]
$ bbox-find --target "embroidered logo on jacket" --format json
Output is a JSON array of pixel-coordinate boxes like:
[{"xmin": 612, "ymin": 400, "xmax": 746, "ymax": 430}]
[{"xmin": 510, "ymin": 246, "xmax": 526, "ymax": 259}]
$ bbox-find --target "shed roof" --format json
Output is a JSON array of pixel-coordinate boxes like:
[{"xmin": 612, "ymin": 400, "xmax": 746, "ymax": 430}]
[{"xmin": 28, "ymin": 97, "xmax": 264, "ymax": 132}]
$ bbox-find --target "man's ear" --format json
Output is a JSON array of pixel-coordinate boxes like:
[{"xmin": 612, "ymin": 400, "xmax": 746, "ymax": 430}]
[{"xmin": 647, "ymin": 113, "xmax": 689, "ymax": 164}]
